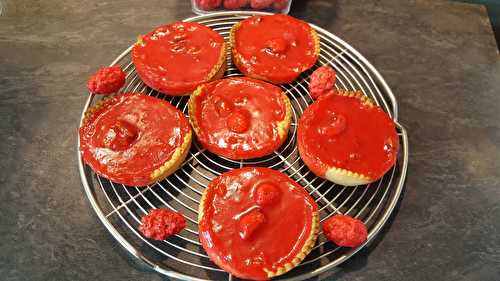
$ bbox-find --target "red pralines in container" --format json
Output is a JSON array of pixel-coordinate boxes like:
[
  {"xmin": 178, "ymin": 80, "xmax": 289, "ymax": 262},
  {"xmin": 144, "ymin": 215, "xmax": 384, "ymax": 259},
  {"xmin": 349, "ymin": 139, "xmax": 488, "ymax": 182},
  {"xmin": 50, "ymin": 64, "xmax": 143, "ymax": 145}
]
[{"xmin": 192, "ymin": 0, "xmax": 292, "ymax": 14}]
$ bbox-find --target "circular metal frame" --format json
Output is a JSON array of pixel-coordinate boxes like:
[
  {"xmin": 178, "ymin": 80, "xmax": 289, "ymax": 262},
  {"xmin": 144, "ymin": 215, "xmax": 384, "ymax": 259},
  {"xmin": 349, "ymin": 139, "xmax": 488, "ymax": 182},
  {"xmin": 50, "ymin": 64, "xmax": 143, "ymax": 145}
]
[{"xmin": 78, "ymin": 11, "xmax": 409, "ymax": 281}]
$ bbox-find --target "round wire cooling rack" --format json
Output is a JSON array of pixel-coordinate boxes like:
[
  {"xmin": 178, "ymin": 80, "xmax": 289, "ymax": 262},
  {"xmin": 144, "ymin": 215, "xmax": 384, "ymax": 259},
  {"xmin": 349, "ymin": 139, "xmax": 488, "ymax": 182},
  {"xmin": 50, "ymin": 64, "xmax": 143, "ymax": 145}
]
[{"xmin": 78, "ymin": 11, "xmax": 409, "ymax": 281}]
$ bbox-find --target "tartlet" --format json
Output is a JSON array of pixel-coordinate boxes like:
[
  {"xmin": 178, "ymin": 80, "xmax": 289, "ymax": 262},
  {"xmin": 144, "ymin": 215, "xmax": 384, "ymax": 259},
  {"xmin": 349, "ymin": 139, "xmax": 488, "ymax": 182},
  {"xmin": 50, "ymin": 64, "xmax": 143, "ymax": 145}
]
[
  {"xmin": 297, "ymin": 90, "xmax": 399, "ymax": 186},
  {"xmin": 198, "ymin": 167, "xmax": 319, "ymax": 280},
  {"xmin": 79, "ymin": 93, "xmax": 192, "ymax": 186},
  {"xmin": 188, "ymin": 77, "xmax": 291, "ymax": 160},
  {"xmin": 132, "ymin": 22, "xmax": 226, "ymax": 96},
  {"xmin": 230, "ymin": 14, "xmax": 319, "ymax": 84}
]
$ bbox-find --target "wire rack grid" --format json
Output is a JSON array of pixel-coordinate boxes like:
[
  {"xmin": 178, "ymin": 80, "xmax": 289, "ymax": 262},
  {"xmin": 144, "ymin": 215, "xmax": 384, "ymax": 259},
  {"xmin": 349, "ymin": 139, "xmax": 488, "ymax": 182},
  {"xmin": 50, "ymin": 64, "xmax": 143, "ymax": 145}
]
[{"xmin": 78, "ymin": 11, "xmax": 409, "ymax": 281}]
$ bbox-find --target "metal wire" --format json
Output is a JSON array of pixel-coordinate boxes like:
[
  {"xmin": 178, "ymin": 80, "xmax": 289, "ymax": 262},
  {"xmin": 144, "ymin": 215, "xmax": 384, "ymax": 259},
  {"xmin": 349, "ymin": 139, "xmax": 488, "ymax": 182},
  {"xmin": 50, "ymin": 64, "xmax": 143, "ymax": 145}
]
[{"xmin": 78, "ymin": 11, "xmax": 409, "ymax": 281}]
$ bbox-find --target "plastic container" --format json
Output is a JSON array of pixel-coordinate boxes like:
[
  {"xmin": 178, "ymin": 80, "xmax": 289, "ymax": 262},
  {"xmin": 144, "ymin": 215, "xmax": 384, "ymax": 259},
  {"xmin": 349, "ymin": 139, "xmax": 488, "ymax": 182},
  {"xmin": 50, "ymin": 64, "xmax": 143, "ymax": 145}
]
[{"xmin": 191, "ymin": 0, "xmax": 292, "ymax": 15}]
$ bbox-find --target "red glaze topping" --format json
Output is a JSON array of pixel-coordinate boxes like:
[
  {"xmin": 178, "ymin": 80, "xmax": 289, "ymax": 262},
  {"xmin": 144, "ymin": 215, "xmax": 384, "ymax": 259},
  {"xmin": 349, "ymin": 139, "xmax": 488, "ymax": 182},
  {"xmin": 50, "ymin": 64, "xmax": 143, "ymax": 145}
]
[
  {"xmin": 309, "ymin": 66, "xmax": 336, "ymax": 99},
  {"xmin": 322, "ymin": 215, "xmax": 367, "ymax": 248},
  {"xmin": 199, "ymin": 167, "xmax": 318, "ymax": 280},
  {"xmin": 87, "ymin": 66, "xmax": 126, "ymax": 95},
  {"xmin": 254, "ymin": 183, "xmax": 280, "ymax": 206},
  {"xmin": 233, "ymin": 14, "xmax": 318, "ymax": 84},
  {"xmin": 298, "ymin": 92, "xmax": 399, "ymax": 180},
  {"xmin": 132, "ymin": 22, "xmax": 224, "ymax": 95},
  {"xmin": 191, "ymin": 77, "xmax": 289, "ymax": 160},
  {"xmin": 239, "ymin": 209, "xmax": 266, "ymax": 240},
  {"xmin": 79, "ymin": 93, "xmax": 191, "ymax": 186},
  {"xmin": 105, "ymin": 120, "xmax": 139, "ymax": 151},
  {"xmin": 140, "ymin": 208, "xmax": 186, "ymax": 240}
]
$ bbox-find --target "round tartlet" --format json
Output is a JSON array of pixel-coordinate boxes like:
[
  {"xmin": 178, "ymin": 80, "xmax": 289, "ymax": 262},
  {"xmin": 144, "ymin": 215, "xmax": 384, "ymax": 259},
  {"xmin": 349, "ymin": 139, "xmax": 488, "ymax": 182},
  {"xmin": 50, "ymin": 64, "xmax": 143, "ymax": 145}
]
[
  {"xmin": 188, "ymin": 77, "xmax": 292, "ymax": 160},
  {"xmin": 79, "ymin": 93, "xmax": 192, "ymax": 186},
  {"xmin": 198, "ymin": 167, "xmax": 319, "ymax": 280},
  {"xmin": 230, "ymin": 14, "xmax": 319, "ymax": 84},
  {"xmin": 297, "ymin": 90, "xmax": 399, "ymax": 186},
  {"xmin": 132, "ymin": 22, "xmax": 226, "ymax": 96}
]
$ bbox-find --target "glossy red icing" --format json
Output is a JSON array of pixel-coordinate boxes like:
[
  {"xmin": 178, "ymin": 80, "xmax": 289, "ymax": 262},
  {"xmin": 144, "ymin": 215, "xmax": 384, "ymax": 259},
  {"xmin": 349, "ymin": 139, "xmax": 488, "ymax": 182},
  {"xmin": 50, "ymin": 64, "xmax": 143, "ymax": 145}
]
[
  {"xmin": 233, "ymin": 14, "xmax": 318, "ymax": 84},
  {"xmin": 239, "ymin": 208, "xmax": 266, "ymax": 240},
  {"xmin": 298, "ymin": 92, "xmax": 399, "ymax": 181},
  {"xmin": 254, "ymin": 182, "xmax": 280, "ymax": 206},
  {"xmin": 105, "ymin": 120, "xmax": 139, "ymax": 151},
  {"xmin": 132, "ymin": 22, "xmax": 224, "ymax": 95},
  {"xmin": 227, "ymin": 110, "xmax": 251, "ymax": 133},
  {"xmin": 79, "ymin": 93, "xmax": 191, "ymax": 186},
  {"xmin": 199, "ymin": 167, "xmax": 318, "ymax": 280},
  {"xmin": 191, "ymin": 77, "xmax": 288, "ymax": 160}
]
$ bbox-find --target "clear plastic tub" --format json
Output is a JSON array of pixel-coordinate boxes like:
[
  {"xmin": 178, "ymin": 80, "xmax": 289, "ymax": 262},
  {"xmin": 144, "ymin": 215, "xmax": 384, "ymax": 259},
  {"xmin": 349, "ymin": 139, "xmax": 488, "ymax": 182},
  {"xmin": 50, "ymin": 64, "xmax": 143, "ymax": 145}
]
[{"xmin": 191, "ymin": 0, "xmax": 292, "ymax": 15}]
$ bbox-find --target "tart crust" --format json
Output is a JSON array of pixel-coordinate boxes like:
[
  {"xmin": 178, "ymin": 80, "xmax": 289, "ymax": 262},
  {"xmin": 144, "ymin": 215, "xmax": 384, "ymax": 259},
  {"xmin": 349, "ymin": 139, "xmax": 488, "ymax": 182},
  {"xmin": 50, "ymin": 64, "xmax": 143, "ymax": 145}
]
[
  {"xmin": 188, "ymin": 78, "xmax": 292, "ymax": 160},
  {"xmin": 324, "ymin": 166, "xmax": 372, "ymax": 187},
  {"xmin": 230, "ymin": 18, "xmax": 320, "ymax": 84},
  {"xmin": 264, "ymin": 212, "xmax": 319, "ymax": 279},
  {"xmin": 80, "ymin": 93, "xmax": 192, "ymax": 186},
  {"xmin": 198, "ymin": 168, "xmax": 320, "ymax": 279},
  {"xmin": 149, "ymin": 131, "xmax": 192, "ymax": 182}
]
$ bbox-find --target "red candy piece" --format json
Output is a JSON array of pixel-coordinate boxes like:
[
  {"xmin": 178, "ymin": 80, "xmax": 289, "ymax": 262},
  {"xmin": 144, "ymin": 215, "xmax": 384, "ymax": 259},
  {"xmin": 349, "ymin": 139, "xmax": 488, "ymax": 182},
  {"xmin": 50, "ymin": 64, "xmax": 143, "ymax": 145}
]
[
  {"xmin": 227, "ymin": 110, "xmax": 251, "ymax": 133},
  {"xmin": 266, "ymin": 38, "xmax": 288, "ymax": 54},
  {"xmin": 323, "ymin": 214, "xmax": 367, "ymax": 248},
  {"xmin": 197, "ymin": 0, "xmax": 222, "ymax": 10},
  {"xmin": 309, "ymin": 66, "xmax": 336, "ymax": 99},
  {"xmin": 140, "ymin": 208, "xmax": 186, "ymax": 240},
  {"xmin": 317, "ymin": 112, "xmax": 347, "ymax": 137},
  {"xmin": 223, "ymin": 0, "xmax": 249, "ymax": 9},
  {"xmin": 104, "ymin": 120, "xmax": 139, "ymax": 151},
  {"xmin": 250, "ymin": 0, "xmax": 273, "ymax": 9},
  {"xmin": 213, "ymin": 95, "xmax": 233, "ymax": 117},
  {"xmin": 87, "ymin": 66, "xmax": 126, "ymax": 95},
  {"xmin": 239, "ymin": 209, "xmax": 266, "ymax": 240},
  {"xmin": 254, "ymin": 183, "xmax": 280, "ymax": 206},
  {"xmin": 253, "ymin": 183, "xmax": 280, "ymax": 206},
  {"xmin": 273, "ymin": 0, "xmax": 288, "ymax": 10}
]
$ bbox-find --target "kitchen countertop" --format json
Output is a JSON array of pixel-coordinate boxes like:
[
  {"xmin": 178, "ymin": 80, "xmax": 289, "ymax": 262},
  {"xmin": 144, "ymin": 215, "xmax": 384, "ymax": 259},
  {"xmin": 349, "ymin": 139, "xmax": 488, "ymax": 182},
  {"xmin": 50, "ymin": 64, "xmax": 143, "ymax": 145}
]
[{"xmin": 1, "ymin": 0, "xmax": 499, "ymax": 280}]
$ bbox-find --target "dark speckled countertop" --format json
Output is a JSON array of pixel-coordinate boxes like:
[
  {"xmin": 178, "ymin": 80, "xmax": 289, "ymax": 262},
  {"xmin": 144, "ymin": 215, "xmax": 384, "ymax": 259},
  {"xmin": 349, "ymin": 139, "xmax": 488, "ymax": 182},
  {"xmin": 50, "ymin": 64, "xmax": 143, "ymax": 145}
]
[{"xmin": 1, "ymin": 0, "xmax": 499, "ymax": 280}]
